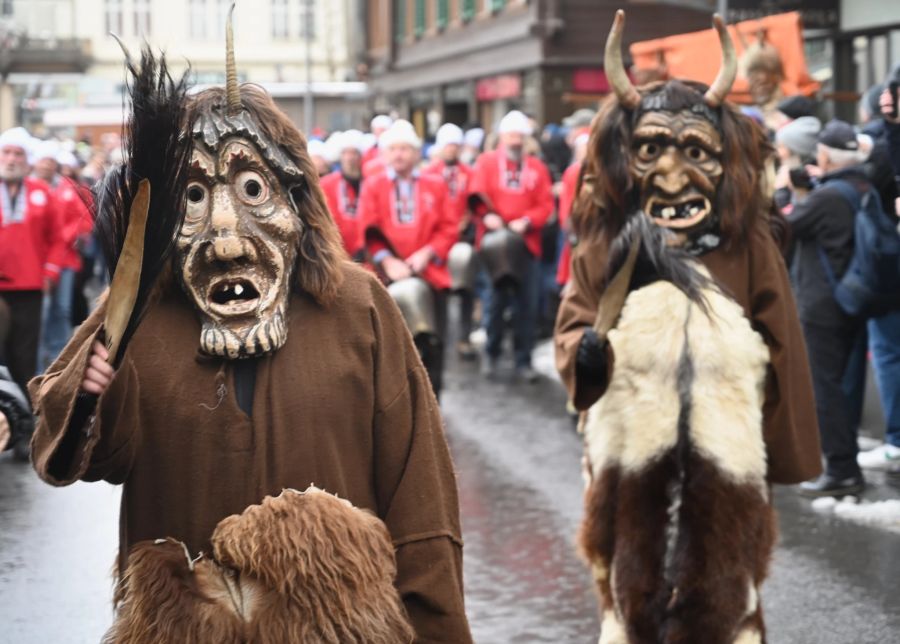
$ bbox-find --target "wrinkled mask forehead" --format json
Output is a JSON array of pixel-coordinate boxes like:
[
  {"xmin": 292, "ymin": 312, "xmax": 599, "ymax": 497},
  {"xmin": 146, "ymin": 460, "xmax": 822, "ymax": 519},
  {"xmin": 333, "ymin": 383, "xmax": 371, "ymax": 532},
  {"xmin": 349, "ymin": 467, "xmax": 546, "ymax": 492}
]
[
  {"xmin": 629, "ymin": 107, "xmax": 724, "ymax": 253},
  {"xmin": 176, "ymin": 110, "xmax": 304, "ymax": 359}
]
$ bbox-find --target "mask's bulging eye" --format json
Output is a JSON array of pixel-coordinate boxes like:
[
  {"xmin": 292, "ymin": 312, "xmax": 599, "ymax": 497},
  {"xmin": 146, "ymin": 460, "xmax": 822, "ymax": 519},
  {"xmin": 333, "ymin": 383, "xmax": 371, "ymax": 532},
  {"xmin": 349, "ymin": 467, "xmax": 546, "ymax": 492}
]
[
  {"xmin": 235, "ymin": 170, "xmax": 269, "ymax": 205},
  {"xmin": 187, "ymin": 184, "xmax": 206, "ymax": 204},
  {"xmin": 637, "ymin": 142, "xmax": 660, "ymax": 161},
  {"xmin": 685, "ymin": 146, "xmax": 709, "ymax": 163},
  {"xmin": 184, "ymin": 181, "xmax": 209, "ymax": 223}
]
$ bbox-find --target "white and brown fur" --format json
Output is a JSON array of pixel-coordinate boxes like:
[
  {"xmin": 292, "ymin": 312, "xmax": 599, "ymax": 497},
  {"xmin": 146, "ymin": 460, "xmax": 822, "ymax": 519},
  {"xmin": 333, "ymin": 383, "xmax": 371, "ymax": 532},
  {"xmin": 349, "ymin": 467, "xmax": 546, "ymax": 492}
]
[
  {"xmin": 580, "ymin": 218, "xmax": 776, "ymax": 644},
  {"xmin": 103, "ymin": 486, "xmax": 414, "ymax": 644}
]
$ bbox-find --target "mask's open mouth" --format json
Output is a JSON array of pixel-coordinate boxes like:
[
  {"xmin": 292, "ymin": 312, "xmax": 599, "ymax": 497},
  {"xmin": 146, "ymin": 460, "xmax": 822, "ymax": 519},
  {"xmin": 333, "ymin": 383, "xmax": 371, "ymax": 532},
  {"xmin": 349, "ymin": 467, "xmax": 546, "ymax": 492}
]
[
  {"xmin": 646, "ymin": 196, "xmax": 711, "ymax": 229},
  {"xmin": 208, "ymin": 278, "xmax": 261, "ymax": 315}
]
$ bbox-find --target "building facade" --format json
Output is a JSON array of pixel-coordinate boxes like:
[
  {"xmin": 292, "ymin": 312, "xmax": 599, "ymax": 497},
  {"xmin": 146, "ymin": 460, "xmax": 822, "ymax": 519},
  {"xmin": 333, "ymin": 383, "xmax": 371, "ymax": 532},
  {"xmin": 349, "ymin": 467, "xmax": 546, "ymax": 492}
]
[
  {"xmin": 3, "ymin": 0, "xmax": 367, "ymax": 137},
  {"xmin": 364, "ymin": 0, "xmax": 713, "ymax": 136}
]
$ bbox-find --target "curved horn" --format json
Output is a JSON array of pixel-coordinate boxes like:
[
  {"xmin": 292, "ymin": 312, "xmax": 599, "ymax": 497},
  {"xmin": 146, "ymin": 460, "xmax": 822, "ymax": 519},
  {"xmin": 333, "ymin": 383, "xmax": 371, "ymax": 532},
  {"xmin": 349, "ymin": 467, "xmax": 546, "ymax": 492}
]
[
  {"xmin": 109, "ymin": 33, "xmax": 132, "ymax": 64},
  {"xmin": 225, "ymin": 2, "xmax": 241, "ymax": 115},
  {"xmin": 604, "ymin": 10, "xmax": 641, "ymax": 110},
  {"xmin": 704, "ymin": 14, "xmax": 737, "ymax": 107}
]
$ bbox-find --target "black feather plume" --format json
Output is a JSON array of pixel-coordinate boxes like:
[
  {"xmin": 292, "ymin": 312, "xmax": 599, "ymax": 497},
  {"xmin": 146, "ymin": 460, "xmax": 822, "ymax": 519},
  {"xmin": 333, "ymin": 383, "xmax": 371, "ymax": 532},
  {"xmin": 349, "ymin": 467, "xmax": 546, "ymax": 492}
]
[{"xmin": 93, "ymin": 46, "xmax": 192, "ymax": 362}]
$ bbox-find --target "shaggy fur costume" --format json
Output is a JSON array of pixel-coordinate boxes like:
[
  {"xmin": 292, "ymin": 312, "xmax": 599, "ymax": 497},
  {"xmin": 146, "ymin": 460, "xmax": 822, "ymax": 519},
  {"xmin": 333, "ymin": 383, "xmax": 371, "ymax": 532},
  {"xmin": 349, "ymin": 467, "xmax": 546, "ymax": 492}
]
[
  {"xmin": 580, "ymin": 219, "xmax": 776, "ymax": 644},
  {"xmin": 104, "ymin": 487, "xmax": 414, "ymax": 644}
]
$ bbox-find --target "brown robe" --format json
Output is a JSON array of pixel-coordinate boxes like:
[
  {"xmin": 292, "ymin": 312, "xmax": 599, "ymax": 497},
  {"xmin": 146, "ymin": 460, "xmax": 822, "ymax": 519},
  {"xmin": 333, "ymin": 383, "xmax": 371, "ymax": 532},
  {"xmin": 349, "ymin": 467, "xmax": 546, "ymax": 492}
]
[
  {"xmin": 555, "ymin": 218, "xmax": 822, "ymax": 485},
  {"xmin": 29, "ymin": 262, "xmax": 472, "ymax": 644}
]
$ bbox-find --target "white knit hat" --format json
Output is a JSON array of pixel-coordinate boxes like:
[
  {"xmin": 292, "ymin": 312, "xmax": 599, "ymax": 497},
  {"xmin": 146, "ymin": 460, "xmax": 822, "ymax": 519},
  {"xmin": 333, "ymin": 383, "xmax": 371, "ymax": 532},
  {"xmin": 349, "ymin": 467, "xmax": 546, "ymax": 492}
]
[
  {"xmin": 464, "ymin": 127, "xmax": 485, "ymax": 149},
  {"xmin": 56, "ymin": 150, "xmax": 79, "ymax": 167},
  {"xmin": 435, "ymin": 123, "xmax": 464, "ymax": 149},
  {"xmin": 370, "ymin": 114, "xmax": 393, "ymax": 132},
  {"xmin": 338, "ymin": 129, "xmax": 366, "ymax": 153},
  {"xmin": 497, "ymin": 110, "xmax": 532, "ymax": 135},
  {"xmin": 0, "ymin": 127, "xmax": 34, "ymax": 162},
  {"xmin": 323, "ymin": 131, "xmax": 343, "ymax": 163},
  {"xmin": 307, "ymin": 139, "xmax": 328, "ymax": 160},
  {"xmin": 32, "ymin": 139, "xmax": 61, "ymax": 163},
  {"xmin": 379, "ymin": 120, "xmax": 422, "ymax": 149},
  {"xmin": 361, "ymin": 132, "xmax": 377, "ymax": 151}
]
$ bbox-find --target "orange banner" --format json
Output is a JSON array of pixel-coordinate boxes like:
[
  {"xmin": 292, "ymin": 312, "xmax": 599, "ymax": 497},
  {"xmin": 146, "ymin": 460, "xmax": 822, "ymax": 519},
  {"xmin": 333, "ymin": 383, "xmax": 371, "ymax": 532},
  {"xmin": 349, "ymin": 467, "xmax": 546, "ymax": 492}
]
[{"xmin": 630, "ymin": 11, "xmax": 819, "ymax": 103}]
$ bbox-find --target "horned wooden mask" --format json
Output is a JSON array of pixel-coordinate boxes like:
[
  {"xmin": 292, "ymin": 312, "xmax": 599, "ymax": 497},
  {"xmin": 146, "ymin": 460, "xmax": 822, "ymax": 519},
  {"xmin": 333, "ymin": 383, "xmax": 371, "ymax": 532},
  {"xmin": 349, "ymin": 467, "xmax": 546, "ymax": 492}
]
[{"xmin": 176, "ymin": 5, "xmax": 305, "ymax": 359}]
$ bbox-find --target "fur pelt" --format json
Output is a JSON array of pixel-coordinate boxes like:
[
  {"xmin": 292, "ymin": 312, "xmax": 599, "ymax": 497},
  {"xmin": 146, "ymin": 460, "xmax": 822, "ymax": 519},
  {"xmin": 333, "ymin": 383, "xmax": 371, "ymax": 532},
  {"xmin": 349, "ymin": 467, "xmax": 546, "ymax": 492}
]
[
  {"xmin": 104, "ymin": 487, "xmax": 414, "ymax": 644},
  {"xmin": 580, "ymin": 221, "xmax": 775, "ymax": 644}
]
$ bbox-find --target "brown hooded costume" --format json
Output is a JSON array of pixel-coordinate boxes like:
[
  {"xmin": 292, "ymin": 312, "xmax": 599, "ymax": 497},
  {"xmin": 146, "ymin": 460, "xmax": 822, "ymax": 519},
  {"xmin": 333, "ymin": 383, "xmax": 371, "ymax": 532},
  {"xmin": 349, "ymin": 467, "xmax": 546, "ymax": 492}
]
[
  {"xmin": 554, "ymin": 11, "xmax": 821, "ymax": 644},
  {"xmin": 29, "ymin": 28, "xmax": 471, "ymax": 644}
]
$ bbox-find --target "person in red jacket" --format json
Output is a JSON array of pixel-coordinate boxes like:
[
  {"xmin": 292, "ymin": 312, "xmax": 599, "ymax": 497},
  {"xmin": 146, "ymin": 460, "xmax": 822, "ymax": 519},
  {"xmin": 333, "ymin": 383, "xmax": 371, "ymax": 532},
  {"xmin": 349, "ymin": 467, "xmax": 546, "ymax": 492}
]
[
  {"xmin": 32, "ymin": 141, "xmax": 94, "ymax": 368},
  {"xmin": 470, "ymin": 110, "xmax": 554, "ymax": 381},
  {"xmin": 359, "ymin": 119, "xmax": 457, "ymax": 395},
  {"xmin": 556, "ymin": 131, "xmax": 590, "ymax": 287},
  {"xmin": 0, "ymin": 128, "xmax": 63, "ymax": 397},
  {"xmin": 362, "ymin": 114, "xmax": 392, "ymax": 179},
  {"xmin": 321, "ymin": 129, "xmax": 365, "ymax": 259},
  {"xmin": 424, "ymin": 122, "xmax": 480, "ymax": 358}
]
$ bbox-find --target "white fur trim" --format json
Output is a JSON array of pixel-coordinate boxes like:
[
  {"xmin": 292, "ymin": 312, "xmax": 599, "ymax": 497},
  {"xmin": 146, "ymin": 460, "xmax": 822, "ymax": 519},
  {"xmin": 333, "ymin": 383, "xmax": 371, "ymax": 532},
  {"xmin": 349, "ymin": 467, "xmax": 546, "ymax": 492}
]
[
  {"xmin": 733, "ymin": 626, "xmax": 762, "ymax": 644},
  {"xmin": 583, "ymin": 270, "xmax": 770, "ymax": 493},
  {"xmin": 598, "ymin": 610, "xmax": 628, "ymax": 644}
]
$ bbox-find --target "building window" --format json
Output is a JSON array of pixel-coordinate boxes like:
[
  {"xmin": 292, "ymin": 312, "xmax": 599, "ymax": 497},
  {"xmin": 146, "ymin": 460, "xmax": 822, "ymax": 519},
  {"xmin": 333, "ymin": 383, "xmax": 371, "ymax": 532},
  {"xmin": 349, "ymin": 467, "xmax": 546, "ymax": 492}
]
[
  {"xmin": 272, "ymin": 0, "xmax": 289, "ymax": 39},
  {"xmin": 188, "ymin": 0, "xmax": 206, "ymax": 39},
  {"xmin": 1, "ymin": 1, "xmax": 13, "ymax": 18},
  {"xmin": 212, "ymin": 0, "xmax": 230, "ymax": 40},
  {"xmin": 134, "ymin": 0, "xmax": 151, "ymax": 36},
  {"xmin": 490, "ymin": 0, "xmax": 505, "ymax": 11},
  {"xmin": 414, "ymin": 0, "xmax": 425, "ymax": 37},
  {"xmin": 300, "ymin": 0, "xmax": 315, "ymax": 39},
  {"xmin": 105, "ymin": 0, "xmax": 124, "ymax": 35},
  {"xmin": 395, "ymin": 0, "xmax": 406, "ymax": 43},
  {"xmin": 437, "ymin": 0, "xmax": 449, "ymax": 30},
  {"xmin": 460, "ymin": 0, "xmax": 475, "ymax": 22}
]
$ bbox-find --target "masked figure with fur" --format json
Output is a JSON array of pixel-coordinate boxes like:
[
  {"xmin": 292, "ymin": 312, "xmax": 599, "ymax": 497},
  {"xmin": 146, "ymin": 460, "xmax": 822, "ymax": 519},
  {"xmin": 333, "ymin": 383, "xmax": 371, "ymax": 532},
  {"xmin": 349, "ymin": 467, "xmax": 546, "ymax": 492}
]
[
  {"xmin": 29, "ymin": 13, "xmax": 471, "ymax": 643},
  {"xmin": 554, "ymin": 12, "xmax": 821, "ymax": 644}
]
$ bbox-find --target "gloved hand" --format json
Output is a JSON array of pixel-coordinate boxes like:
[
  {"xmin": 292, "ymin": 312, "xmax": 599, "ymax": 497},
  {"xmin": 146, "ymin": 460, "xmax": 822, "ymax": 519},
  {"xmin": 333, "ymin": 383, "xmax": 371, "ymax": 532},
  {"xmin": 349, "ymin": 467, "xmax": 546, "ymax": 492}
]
[{"xmin": 576, "ymin": 327, "xmax": 608, "ymax": 385}]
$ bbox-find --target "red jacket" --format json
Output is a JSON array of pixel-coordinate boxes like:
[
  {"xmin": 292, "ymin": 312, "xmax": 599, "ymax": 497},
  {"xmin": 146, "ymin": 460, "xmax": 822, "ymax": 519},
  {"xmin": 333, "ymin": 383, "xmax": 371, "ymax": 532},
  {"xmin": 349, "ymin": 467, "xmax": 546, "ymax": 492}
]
[
  {"xmin": 470, "ymin": 148, "xmax": 554, "ymax": 257},
  {"xmin": 556, "ymin": 161, "xmax": 581, "ymax": 285},
  {"xmin": 363, "ymin": 156, "xmax": 387, "ymax": 179},
  {"xmin": 422, "ymin": 159, "xmax": 474, "ymax": 225},
  {"xmin": 0, "ymin": 177, "xmax": 63, "ymax": 292},
  {"xmin": 358, "ymin": 170, "xmax": 457, "ymax": 290},
  {"xmin": 52, "ymin": 177, "xmax": 94, "ymax": 272},
  {"xmin": 320, "ymin": 171, "xmax": 364, "ymax": 257}
]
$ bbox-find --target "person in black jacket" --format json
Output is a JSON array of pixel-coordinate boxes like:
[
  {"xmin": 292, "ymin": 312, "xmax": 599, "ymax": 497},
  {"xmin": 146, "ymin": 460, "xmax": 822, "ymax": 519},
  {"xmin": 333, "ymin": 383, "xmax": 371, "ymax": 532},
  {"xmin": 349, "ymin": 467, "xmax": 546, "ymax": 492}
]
[{"xmin": 788, "ymin": 120, "xmax": 873, "ymax": 496}]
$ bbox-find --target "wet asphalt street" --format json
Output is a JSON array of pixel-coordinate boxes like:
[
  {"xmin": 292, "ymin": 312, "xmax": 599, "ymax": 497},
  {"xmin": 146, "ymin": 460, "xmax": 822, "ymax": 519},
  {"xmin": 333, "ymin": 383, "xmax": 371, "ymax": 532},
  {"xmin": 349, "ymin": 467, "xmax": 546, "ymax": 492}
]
[{"xmin": 1, "ymin": 339, "xmax": 900, "ymax": 643}]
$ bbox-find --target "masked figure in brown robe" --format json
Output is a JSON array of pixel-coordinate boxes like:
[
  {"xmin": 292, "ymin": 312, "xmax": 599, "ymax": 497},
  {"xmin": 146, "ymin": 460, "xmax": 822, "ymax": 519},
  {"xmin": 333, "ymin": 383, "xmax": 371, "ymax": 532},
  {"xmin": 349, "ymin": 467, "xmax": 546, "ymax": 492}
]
[
  {"xmin": 555, "ymin": 12, "xmax": 821, "ymax": 644},
  {"xmin": 29, "ymin": 17, "xmax": 471, "ymax": 644}
]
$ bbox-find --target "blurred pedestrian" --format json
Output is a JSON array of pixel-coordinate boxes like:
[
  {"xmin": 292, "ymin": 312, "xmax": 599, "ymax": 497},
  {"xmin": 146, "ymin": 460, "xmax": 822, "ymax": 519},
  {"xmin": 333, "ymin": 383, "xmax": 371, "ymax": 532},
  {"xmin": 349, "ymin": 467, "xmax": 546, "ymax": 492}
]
[
  {"xmin": 470, "ymin": 110, "xmax": 554, "ymax": 381},
  {"xmin": 854, "ymin": 81, "xmax": 900, "ymax": 473},
  {"xmin": 460, "ymin": 127, "xmax": 484, "ymax": 166},
  {"xmin": 556, "ymin": 132, "xmax": 590, "ymax": 287},
  {"xmin": 307, "ymin": 139, "xmax": 332, "ymax": 177},
  {"xmin": 358, "ymin": 120, "xmax": 457, "ymax": 396},
  {"xmin": 788, "ymin": 121, "xmax": 875, "ymax": 495},
  {"xmin": 424, "ymin": 123, "xmax": 478, "ymax": 359},
  {"xmin": 363, "ymin": 114, "xmax": 392, "ymax": 178},
  {"xmin": 320, "ymin": 129, "xmax": 365, "ymax": 259},
  {"xmin": 32, "ymin": 141, "xmax": 93, "ymax": 369},
  {"xmin": 0, "ymin": 297, "xmax": 32, "ymax": 461},
  {"xmin": 773, "ymin": 115, "xmax": 821, "ymax": 211},
  {"xmin": 0, "ymin": 128, "xmax": 63, "ymax": 392}
]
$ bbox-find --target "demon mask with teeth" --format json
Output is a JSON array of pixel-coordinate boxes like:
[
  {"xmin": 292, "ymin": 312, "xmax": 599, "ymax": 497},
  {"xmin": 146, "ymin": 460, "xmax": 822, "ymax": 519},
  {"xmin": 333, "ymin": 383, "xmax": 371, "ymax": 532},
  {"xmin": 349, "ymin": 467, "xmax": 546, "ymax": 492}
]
[
  {"xmin": 175, "ymin": 9, "xmax": 343, "ymax": 359},
  {"xmin": 574, "ymin": 12, "xmax": 770, "ymax": 256}
]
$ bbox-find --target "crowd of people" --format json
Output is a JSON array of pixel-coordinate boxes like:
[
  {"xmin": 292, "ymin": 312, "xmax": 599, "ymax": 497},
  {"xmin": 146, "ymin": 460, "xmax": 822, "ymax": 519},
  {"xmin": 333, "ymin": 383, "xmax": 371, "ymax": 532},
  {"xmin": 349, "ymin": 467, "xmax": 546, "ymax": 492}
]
[{"xmin": 1, "ymin": 68, "xmax": 900, "ymax": 498}]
